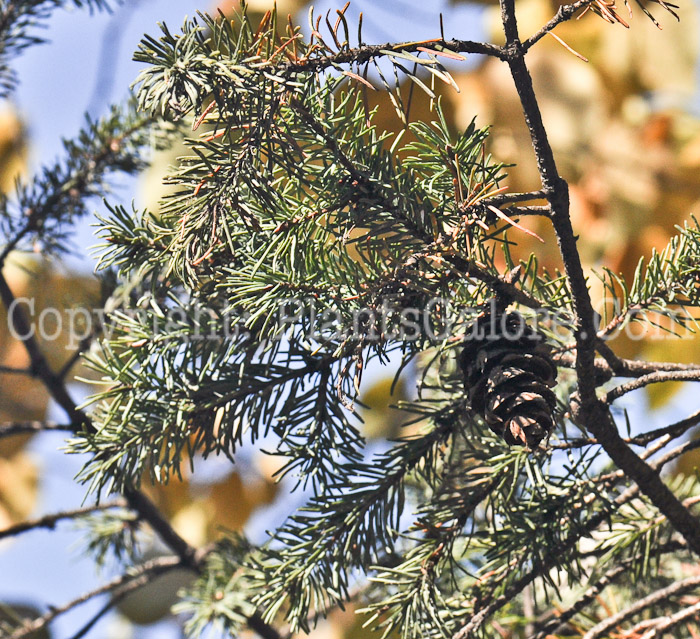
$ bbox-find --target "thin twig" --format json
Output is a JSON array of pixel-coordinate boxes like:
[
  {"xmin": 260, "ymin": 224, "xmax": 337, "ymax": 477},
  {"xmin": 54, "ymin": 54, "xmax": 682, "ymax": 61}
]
[
  {"xmin": 607, "ymin": 370, "xmax": 700, "ymax": 403},
  {"xmin": 550, "ymin": 407, "xmax": 700, "ymax": 449},
  {"xmin": 0, "ymin": 420, "xmax": 73, "ymax": 439},
  {"xmin": 0, "ymin": 364, "xmax": 32, "ymax": 375},
  {"xmin": 638, "ymin": 600, "xmax": 700, "ymax": 639},
  {"xmin": 582, "ymin": 574, "xmax": 700, "ymax": 639},
  {"xmin": 523, "ymin": 0, "xmax": 598, "ymax": 51},
  {"xmin": 532, "ymin": 559, "xmax": 648, "ymax": 639},
  {"xmin": 500, "ymin": 204, "xmax": 551, "ymax": 217},
  {"xmin": 0, "ymin": 500, "xmax": 127, "ymax": 541},
  {"xmin": 7, "ymin": 555, "xmax": 183, "ymax": 639},
  {"xmin": 57, "ymin": 330, "xmax": 97, "ymax": 380},
  {"xmin": 480, "ymin": 189, "xmax": 548, "ymax": 207}
]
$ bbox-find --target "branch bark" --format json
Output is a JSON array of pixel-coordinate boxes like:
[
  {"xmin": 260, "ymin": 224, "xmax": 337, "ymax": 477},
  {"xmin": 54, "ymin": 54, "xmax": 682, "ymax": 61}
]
[
  {"xmin": 0, "ymin": 268, "xmax": 281, "ymax": 639},
  {"xmin": 498, "ymin": 0, "xmax": 700, "ymax": 559},
  {"xmin": 582, "ymin": 574, "xmax": 700, "ymax": 639},
  {"xmin": 0, "ymin": 500, "xmax": 126, "ymax": 541},
  {"xmin": 7, "ymin": 555, "xmax": 184, "ymax": 639}
]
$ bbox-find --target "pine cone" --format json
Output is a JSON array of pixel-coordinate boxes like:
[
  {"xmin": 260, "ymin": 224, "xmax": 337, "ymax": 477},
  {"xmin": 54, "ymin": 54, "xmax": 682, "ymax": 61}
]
[{"xmin": 460, "ymin": 309, "xmax": 557, "ymax": 448}]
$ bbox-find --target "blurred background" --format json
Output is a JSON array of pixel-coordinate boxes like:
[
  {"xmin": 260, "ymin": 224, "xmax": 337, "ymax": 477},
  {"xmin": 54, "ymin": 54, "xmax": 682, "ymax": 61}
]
[{"xmin": 2, "ymin": 0, "xmax": 700, "ymax": 637}]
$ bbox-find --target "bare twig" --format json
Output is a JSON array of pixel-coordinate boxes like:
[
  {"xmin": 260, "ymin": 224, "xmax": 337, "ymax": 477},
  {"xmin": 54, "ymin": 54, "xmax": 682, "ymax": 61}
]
[
  {"xmin": 582, "ymin": 574, "xmax": 700, "ymax": 639},
  {"xmin": 499, "ymin": 204, "xmax": 551, "ymax": 217},
  {"xmin": 0, "ymin": 420, "xmax": 73, "ymax": 439},
  {"xmin": 629, "ymin": 409, "xmax": 700, "ymax": 446},
  {"xmin": 524, "ymin": 0, "xmax": 598, "ymax": 51},
  {"xmin": 7, "ymin": 555, "xmax": 184, "ymax": 639},
  {"xmin": 0, "ymin": 500, "xmax": 127, "ymax": 541},
  {"xmin": 607, "ymin": 370, "xmax": 700, "ymax": 403},
  {"xmin": 0, "ymin": 272, "xmax": 86, "ymax": 425},
  {"xmin": 480, "ymin": 189, "xmax": 548, "ymax": 207},
  {"xmin": 555, "ymin": 349, "xmax": 700, "ymax": 380},
  {"xmin": 57, "ymin": 330, "xmax": 97, "ymax": 380}
]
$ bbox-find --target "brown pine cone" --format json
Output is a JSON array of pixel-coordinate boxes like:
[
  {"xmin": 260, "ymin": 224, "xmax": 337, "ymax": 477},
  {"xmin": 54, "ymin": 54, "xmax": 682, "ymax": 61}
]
[{"xmin": 460, "ymin": 309, "xmax": 557, "ymax": 448}]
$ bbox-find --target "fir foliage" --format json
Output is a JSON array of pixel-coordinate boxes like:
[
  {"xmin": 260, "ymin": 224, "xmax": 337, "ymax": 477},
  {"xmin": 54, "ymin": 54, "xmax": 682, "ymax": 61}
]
[
  {"xmin": 3, "ymin": 1, "xmax": 700, "ymax": 639},
  {"xmin": 68, "ymin": 3, "xmax": 700, "ymax": 638},
  {"xmin": 0, "ymin": 0, "xmax": 115, "ymax": 95}
]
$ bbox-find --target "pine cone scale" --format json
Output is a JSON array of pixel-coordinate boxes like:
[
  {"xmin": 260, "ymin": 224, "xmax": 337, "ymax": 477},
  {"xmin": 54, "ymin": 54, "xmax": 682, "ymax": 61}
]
[{"xmin": 460, "ymin": 308, "xmax": 558, "ymax": 448}]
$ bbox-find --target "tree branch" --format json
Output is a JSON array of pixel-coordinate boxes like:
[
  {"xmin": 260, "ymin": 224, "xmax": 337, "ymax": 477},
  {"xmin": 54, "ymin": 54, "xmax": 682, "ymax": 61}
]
[
  {"xmin": 282, "ymin": 38, "xmax": 506, "ymax": 75},
  {"xmin": 498, "ymin": 0, "xmax": 700, "ymax": 566},
  {"xmin": 607, "ymin": 370, "xmax": 700, "ymax": 403},
  {"xmin": 0, "ymin": 500, "xmax": 127, "ymax": 541},
  {"xmin": 7, "ymin": 555, "xmax": 184, "ymax": 639},
  {"xmin": 452, "ymin": 4, "xmax": 700, "ymax": 636},
  {"xmin": 582, "ymin": 574, "xmax": 700, "ymax": 639},
  {"xmin": 0, "ymin": 420, "xmax": 73, "ymax": 439},
  {"xmin": 523, "ymin": 0, "xmax": 597, "ymax": 51}
]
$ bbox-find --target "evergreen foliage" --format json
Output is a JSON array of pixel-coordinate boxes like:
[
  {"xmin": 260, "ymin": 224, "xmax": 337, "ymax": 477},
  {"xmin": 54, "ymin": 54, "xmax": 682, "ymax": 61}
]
[
  {"xmin": 0, "ymin": 0, "xmax": 115, "ymax": 95},
  {"xmin": 3, "ymin": 1, "xmax": 700, "ymax": 639}
]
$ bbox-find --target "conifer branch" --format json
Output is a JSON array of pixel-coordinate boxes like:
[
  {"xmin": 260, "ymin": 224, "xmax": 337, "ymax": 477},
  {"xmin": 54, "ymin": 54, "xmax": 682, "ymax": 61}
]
[
  {"xmin": 582, "ymin": 574, "xmax": 700, "ymax": 639},
  {"xmin": 0, "ymin": 420, "xmax": 72, "ymax": 438},
  {"xmin": 0, "ymin": 500, "xmax": 126, "ymax": 541},
  {"xmin": 0, "ymin": 247, "xmax": 284, "ymax": 639},
  {"xmin": 0, "ymin": 107, "xmax": 152, "ymax": 266},
  {"xmin": 7, "ymin": 555, "xmax": 183, "ymax": 639},
  {"xmin": 15, "ymin": 3, "xmax": 696, "ymax": 638},
  {"xmin": 607, "ymin": 370, "xmax": 700, "ymax": 403},
  {"xmin": 495, "ymin": 0, "xmax": 700, "ymax": 569},
  {"xmin": 0, "ymin": 0, "xmax": 115, "ymax": 96}
]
